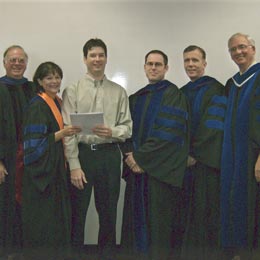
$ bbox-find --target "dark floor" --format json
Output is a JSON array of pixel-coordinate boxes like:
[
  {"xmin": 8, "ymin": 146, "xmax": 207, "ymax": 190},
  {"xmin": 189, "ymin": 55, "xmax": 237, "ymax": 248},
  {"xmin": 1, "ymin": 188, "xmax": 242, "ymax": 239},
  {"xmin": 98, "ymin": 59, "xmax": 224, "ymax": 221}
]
[
  {"xmin": 1, "ymin": 246, "xmax": 145, "ymax": 260},
  {"xmin": 68, "ymin": 246, "xmax": 147, "ymax": 260}
]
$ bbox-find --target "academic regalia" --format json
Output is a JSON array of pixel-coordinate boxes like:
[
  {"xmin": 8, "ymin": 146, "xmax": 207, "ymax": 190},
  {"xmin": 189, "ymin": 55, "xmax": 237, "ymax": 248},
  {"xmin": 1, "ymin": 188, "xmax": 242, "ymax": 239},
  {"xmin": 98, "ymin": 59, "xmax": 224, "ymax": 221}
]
[
  {"xmin": 0, "ymin": 76, "xmax": 36, "ymax": 256},
  {"xmin": 221, "ymin": 63, "xmax": 260, "ymax": 257},
  {"xmin": 121, "ymin": 80, "xmax": 189, "ymax": 260},
  {"xmin": 180, "ymin": 76, "xmax": 226, "ymax": 260},
  {"xmin": 22, "ymin": 94, "xmax": 71, "ymax": 259}
]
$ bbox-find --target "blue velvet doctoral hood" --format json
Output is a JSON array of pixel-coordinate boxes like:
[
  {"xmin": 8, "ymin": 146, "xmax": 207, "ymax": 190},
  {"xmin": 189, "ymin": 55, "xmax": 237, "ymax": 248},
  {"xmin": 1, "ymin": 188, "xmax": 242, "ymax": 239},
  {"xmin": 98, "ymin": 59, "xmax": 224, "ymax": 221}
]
[
  {"xmin": 0, "ymin": 75, "xmax": 28, "ymax": 86},
  {"xmin": 221, "ymin": 63, "xmax": 260, "ymax": 248}
]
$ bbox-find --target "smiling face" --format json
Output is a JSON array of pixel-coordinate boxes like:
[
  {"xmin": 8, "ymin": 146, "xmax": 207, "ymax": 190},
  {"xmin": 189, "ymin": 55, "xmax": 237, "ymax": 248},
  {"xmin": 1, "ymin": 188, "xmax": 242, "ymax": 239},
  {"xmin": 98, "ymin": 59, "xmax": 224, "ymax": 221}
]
[
  {"xmin": 228, "ymin": 35, "xmax": 256, "ymax": 73},
  {"xmin": 183, "ymin": 49, "xmax": 206, "ymax": 82},
  {"xmin": 4, "ymin": 47, "xmax": 28, "ymax": 79},
  {"xmin": 38, "ymin": 72, "xmax": 62, "ymax": 98},
  {"xmin": 84, "ymin": 46, "xmax": 107, "ymax": 79},
  {"xmin": 144, "ymin": 53, "xmax": 168, "ymax": 84}
]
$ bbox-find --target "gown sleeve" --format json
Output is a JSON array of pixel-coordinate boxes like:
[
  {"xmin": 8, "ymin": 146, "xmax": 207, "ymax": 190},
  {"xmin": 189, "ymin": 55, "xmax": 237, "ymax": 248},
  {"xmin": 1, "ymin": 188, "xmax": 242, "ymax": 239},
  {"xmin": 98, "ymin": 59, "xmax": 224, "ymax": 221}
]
[
  {"xmin": 251, "ymin": 81, "xmax": 260, "ymax": 153},
  {"xmin": 23, "ymin": 100, "xmax": 58, "ymax": 192},
  {"xmin": 133, "ymin": 87, "xmax": 189, "ymax": 187},
  {"xmin": 192, "ymin": 83, "xmax": 226, "ymax": 169}
]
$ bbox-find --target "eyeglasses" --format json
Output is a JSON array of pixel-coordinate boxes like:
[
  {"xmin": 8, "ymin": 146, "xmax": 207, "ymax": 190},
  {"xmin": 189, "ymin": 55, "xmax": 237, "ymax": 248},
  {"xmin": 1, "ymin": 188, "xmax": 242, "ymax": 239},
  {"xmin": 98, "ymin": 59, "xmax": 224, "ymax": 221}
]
[
  {"xmin": 229, "ymin": 44, "xmax": 253, "ymax": 53},
  {"xmin": 5, "ymin": 57, "xmax": 27, "ymax": 65},
  {"xmin": 145, "ymin": 62, "xmax": 164, "ymax": 68}
]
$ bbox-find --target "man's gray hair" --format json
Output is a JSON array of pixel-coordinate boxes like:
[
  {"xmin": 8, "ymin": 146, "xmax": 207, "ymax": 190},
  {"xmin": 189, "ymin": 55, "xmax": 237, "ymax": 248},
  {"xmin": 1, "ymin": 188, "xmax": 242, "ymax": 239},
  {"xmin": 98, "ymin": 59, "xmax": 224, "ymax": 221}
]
[
  {"xmin": 3, "ymin": 45, "xmax": 28, "ymax": 60},
  {"xmin": 228, "ymin": 32, "xmax": 255, "ymax": 47}
]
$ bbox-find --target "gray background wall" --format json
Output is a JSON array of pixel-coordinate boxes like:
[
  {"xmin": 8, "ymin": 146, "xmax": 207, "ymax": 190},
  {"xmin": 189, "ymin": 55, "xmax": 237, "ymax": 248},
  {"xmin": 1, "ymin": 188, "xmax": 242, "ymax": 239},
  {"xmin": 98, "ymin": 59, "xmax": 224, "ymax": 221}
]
[{"xmin": 1, "ymin": 0, "xmax": 259, "ymax": 243}]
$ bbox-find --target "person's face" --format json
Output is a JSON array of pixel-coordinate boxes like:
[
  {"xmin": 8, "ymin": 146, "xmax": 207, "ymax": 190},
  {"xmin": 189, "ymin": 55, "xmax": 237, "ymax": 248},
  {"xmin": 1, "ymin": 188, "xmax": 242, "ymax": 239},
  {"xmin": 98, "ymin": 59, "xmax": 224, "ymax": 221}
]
[
  {"xmin": 38, "ymin": 72, "xmax": 62, "ymax": 98},
  {"xmin": 228, "ymin": 35, "xmax": 255, "ymax": 72},
  {"xmin": 183, "ymin": 49, "xmax": 206, "ymax": 82},
  {"xmin": 84, "ymin": 47, "xmax": 107, "ymax": 78},
  {"xmin": 3, "ymin": 48, "xmax": 28, "ymax": 79},
  {"xmin": 144, "ymin": 53, "xmax": 168, "ymax": 84}
]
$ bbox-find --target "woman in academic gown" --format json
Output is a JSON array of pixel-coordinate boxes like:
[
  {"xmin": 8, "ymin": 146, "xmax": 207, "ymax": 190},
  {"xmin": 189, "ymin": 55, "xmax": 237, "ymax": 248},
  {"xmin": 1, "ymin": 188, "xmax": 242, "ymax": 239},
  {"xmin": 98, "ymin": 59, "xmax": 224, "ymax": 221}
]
[{"xmin": 22, "ymin": 62, "xmax": 81, "ymax": 260}]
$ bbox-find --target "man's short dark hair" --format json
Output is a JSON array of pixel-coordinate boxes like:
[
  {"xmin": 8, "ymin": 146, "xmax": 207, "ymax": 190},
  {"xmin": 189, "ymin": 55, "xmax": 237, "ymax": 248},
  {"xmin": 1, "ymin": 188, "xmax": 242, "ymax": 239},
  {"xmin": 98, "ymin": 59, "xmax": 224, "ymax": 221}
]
[
  {"xmin": 183, "ymin": 45, "xmax": 206, "ymax": 60},
  {"xmin": 83, "ymin": 38, "xmax": 107, "ymax": 58},
  {"xmin": 145, "ymin": 50, "xmax": 168, "ymax": 65}
]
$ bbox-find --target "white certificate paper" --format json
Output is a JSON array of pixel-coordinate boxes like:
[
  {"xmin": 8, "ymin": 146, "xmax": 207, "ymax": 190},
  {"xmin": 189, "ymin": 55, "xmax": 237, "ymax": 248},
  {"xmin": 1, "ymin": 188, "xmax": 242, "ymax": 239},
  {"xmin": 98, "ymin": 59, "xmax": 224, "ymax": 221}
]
[{"xmin": 70, "ymin": 112, "xmax": 104, "ymax": 135}]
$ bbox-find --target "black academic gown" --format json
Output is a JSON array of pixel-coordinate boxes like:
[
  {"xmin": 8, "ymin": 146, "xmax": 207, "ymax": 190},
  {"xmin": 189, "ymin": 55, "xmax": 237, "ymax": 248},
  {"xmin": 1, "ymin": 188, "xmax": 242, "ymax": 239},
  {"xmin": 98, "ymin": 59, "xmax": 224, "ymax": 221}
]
[
  {"xmin": 22, "ymin": 95, "xmax": 71, "ymax": 259},
  {"xmin": 221, "ymin": 63, "xmax": 260, "ymax": 256},
  {"xmin": 121, "ymin": 80, "xmax": 189, "ymax": 259},
  {"xmin": 0, "ymin": 77, "xmax": 36, "ymax": 255},
  {"xmin": 181, "ymin": 76, "xmax": 226, "ymax": 260}
]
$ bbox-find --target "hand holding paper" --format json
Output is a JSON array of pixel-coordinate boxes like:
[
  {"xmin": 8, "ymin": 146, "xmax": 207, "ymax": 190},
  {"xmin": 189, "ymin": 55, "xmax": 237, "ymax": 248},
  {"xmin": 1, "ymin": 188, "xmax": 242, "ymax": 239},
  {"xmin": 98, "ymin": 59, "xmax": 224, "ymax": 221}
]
[
  {"xmin": 63, "ymin": 125, "xmax": 82, "ymax": 136},
  {"xmin": 92, "ymin": 125, "xmax": 112, "ymax": 138},
  {"xmin": 70, "ymin": 112, "xmax": 104, "ymax": 135}
]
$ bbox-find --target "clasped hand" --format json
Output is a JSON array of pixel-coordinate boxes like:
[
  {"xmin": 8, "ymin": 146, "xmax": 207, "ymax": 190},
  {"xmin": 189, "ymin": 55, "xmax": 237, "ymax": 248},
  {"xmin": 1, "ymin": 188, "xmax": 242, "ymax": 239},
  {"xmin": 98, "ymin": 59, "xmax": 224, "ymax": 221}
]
[
  {"xmin": 0, "ymin": 161, "xmax": 8, "ymax": 185},
  {"xmin": 125, "ymin": 152, "xmax": 144, "ymax": 174}
]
